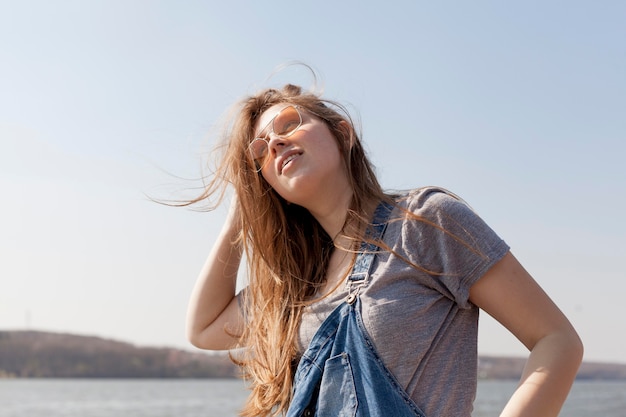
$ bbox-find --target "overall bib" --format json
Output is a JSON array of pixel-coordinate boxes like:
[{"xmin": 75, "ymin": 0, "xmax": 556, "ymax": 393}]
[{"xmin": 286, "ymin": 202, "xmax": 427, "ymax": 417}]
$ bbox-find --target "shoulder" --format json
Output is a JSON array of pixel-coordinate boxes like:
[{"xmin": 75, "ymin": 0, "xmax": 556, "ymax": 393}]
[
  {"xmin": 392, "ymin": 186, "xmax": 507, "ymax": 255},
  {"xmin": 398, "ymin": 186, "xmax": 474, "ymax": 222}
]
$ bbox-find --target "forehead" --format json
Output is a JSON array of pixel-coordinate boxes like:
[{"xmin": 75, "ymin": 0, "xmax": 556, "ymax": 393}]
[{"xmin": 254, "ymin": 103, "xmax": 292, "ymax": 135}]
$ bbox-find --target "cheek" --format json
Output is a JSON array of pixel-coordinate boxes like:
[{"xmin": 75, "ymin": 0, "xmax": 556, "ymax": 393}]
[{"xmin": 317, "ymin": 138, "xmax": 344, "ymax": 170}]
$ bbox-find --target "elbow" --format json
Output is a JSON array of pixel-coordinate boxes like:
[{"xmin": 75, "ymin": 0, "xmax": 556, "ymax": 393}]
[
  {"xmin": 186, "ymin": 324, "xmax": 215, "ymax": 350},
  {"xmin": 553, "ymin": 325, "xmax": 584, "ymax": 368},
  {"xmin": 186, "ymin": 325, "xmax": 204, "ymax": 349},
  {"xmin": 570, "ymin": 330, "xmax": 584, "ymax": 366},
  {"xmin": 186, "ymin": 329, "xmax": 205, "ymax": 350},
  {"xmin": 186, "ymin": 322, "xmax": 238, "ymax": 351},
  {"xmin": 561, "ymin": 321, "xmax": 584, "ymax": 365},
  {"xmin": 549, "ymin": 325, "xmax": 585, "ymax": 372},
  {"xmin": 185, "ymin": 317, "xmax": 211, "ymax": 349},
  {"xmin": 562, "ymin": 329, "xmax": 584, "ymax": 381},
  {"xmin": 528, "ymin": 325, "xmax": 585, "ymax": 374},
  {"xmin": 185, "ymin": 297, "xmax": 242, "ymax": 351}
]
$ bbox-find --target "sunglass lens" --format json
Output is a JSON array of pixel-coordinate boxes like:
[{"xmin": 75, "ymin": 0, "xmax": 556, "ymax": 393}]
[
  {"xmin": 273, "ymin": 106, "xmax": 302, "ymax": 136},
  {"xmin": 249, "ymin": 139, "xmax": 268, "ymax": 161}
]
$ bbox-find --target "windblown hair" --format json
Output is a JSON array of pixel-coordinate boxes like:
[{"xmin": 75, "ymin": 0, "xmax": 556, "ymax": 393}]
[{"xmin": 193, "ymin": 84, "xmax": 387, "ymax": 416}]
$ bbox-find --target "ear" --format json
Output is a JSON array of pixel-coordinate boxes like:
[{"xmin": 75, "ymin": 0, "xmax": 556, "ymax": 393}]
[{"xmin": 338, "ymin": 120, "xmax": 355, "ymax": 149}]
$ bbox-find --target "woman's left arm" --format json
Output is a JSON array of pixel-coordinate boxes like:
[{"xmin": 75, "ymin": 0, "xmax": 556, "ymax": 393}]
[{"xmin": 469, "ymin": 251, "xmax": 584, "ymax": 417}]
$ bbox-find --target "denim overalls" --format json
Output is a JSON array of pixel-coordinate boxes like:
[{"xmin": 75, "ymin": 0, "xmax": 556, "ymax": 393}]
[{"xmin": 286, "ymin": 202, "xmax": 427, "ymax": 417}]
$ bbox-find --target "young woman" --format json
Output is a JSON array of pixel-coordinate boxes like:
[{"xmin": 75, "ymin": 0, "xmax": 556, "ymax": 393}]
[{"xmin": 185, "ymin": 84, "xmax": 583, "ymax": 416}]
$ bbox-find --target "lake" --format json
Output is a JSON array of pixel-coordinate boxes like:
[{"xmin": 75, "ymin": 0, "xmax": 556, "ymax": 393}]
[{"xmin": 0, "ymin": 379, "xmax": 624, "ymax": 416}]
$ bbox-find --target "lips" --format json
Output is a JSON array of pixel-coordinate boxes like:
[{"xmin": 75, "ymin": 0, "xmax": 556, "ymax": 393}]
[{"xmin": 278, "ymin": 149, "xmax": 302, "ymax": 174}]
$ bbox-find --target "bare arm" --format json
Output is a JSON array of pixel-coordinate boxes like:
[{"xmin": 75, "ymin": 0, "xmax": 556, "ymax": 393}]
[
  {"xmin": 186, "ymin": 201, "xmax": 244, "ymax": 350},
  {"xmin": 470, "ymin": 252, "xmax": 583, "ymax": 417}
]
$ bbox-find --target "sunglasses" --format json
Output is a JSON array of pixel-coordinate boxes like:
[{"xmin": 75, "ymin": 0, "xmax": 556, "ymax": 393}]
[{"xmin": 248, "ymin": 105, "xmax": 303, "ymax": 172}]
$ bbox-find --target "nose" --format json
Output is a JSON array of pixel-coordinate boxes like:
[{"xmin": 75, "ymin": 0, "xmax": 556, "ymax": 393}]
[{"xmin": 266, "ymin": 134, "xmax": 290, "ymax": 156}]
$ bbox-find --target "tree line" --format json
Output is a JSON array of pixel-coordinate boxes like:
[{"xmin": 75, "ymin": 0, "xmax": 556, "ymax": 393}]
[
  {"xmin": 1, "ymin": 330, "xmax": 624, "ymax": 379},
  {"xmin": 0, "ymin": 330, "xmax": 238, "ymax": 378}
]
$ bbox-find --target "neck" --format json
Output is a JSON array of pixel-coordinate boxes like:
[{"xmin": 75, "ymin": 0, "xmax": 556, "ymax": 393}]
[
  {"xmin": 308, "ymin": 188, "xmax": 353, "ymax": 241},
  {"xmin": 309, "ymin": 191, "xmax": 381, "ymax": 248}
]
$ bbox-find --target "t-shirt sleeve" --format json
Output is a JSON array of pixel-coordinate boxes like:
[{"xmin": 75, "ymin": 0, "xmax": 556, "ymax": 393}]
[
  {"xmin": 236, "ymin": 287, "xmax": 248, "ymax": 322},
  {"xmin": 402, "ymin": 188, "xmax": 510, "ymax": 308}
]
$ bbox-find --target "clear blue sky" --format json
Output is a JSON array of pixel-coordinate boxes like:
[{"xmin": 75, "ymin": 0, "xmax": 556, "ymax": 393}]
[{"xmin": 1, "ymin": 1, "xmax": 624, "ymax": 363}]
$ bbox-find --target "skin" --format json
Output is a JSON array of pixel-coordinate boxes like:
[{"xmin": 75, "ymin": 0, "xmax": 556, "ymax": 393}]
[{"xmin": 186, "ymin": 103, "xmax": 583, "ymax": 416}]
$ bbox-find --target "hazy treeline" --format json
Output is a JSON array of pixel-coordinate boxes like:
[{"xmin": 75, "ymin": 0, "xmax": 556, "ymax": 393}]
[
  {"xmin": 0, "ymin": 331, "xmax": 238, "ymax": 378},
  {"xmin": 1, "ymin": 331, "xmax": 624, "ymax": 380}
]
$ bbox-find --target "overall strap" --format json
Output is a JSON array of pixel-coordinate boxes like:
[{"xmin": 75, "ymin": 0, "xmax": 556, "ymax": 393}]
[{"xmin": 346, "ymin": 200, "xmax": 394, "ymax": 304}]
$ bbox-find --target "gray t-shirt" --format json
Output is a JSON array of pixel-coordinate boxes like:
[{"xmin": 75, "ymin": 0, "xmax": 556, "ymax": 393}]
[{"xmin": 297, "ymin": 187, "xmax": 510, "ymax": 416}]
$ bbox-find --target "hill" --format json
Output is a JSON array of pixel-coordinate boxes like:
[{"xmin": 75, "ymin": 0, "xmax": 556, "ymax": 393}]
[
  {"xmin": 478, "ymin": 355, "xmax": 626, "ymax": 380},
  {"xmin": 1, "ymin": 330, "xmax": 624, "ymax": 379},
  {"xmin": 0, "ymin": 330, "xmax": 237, "ymax": 378}
]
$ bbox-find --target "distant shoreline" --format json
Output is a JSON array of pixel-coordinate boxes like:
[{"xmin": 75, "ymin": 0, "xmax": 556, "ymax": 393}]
[{"xmin": 1, "ymin": 330, "xmax": 625, "ymax": 380}]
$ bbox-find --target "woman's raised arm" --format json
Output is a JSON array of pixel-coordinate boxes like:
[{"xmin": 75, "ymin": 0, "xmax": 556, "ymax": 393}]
[{"xmin": 186, "ymin": 200, "xmax": 244, "ymax": 350}]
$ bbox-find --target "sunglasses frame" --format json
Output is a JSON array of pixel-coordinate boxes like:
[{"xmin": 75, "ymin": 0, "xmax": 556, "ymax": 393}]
[{"xmin": 247, "ymin": 105, "xmax": 304, "ymax": 172}]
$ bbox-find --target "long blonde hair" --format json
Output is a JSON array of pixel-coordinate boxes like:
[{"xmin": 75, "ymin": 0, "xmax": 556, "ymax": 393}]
[{"xmin": 188, "ymin": 84, "xmax": 386, "ymax": 416}]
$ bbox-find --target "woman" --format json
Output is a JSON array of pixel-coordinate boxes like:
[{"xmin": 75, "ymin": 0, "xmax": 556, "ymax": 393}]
[{"xmin": 185, "ymin": 84, "xmax": 583, "ymax": 416}]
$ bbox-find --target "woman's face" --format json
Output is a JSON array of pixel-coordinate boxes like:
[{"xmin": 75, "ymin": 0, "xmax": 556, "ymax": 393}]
[{"xmin": 252, "ymin": 103, "xmax": 349, "ymax": 210}]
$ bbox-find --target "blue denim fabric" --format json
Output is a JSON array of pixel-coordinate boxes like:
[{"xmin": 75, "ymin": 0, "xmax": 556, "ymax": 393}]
[{"xmin": 286, "ymin": 202, "xmax": 426, "ymax": 417}]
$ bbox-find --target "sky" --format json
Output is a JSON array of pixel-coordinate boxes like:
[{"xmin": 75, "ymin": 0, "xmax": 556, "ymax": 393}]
[{"xmin": 1, "ymin": 1, "xmax": 624, "ymax": 364}]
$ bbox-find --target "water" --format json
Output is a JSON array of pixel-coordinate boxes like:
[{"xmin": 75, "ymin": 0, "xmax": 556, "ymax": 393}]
[
  {"xmin": 474, "ymin": 380, "xmax": 626, "ymax": 416},
  {"xmin": 0, "ymin": 379, "xmax": 247, "ymax": 417},
  {"xmin": 0, "ymin": 379, "xmax": 624, "ymax": 416}
]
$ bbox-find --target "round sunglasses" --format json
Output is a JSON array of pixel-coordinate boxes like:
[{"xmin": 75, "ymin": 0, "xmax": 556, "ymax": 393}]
[{"xmin": 248, "ymin": 105, "xmax": 303, "ymax": 172}]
